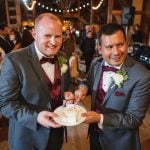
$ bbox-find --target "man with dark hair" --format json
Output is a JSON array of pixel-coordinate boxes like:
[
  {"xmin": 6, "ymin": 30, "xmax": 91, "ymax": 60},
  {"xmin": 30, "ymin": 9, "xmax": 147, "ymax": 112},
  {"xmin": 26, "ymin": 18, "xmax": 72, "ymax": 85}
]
[
  {"xmin": 0, "ymin": 23, "xmax": 13, "ymax": 53},
  {"xmin": 75, "ymin": 23, "xmax": 150, "ymax": 150}
]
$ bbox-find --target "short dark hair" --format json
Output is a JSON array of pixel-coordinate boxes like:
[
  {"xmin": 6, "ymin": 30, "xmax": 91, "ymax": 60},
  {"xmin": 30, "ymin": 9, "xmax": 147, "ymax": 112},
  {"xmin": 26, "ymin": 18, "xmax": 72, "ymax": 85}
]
[
  {"xmin": 0, "ymin": 23, "xmax": 7, "ymax": 30},
  {"xmin": 98, "ymin": 23, "xmax": 126, "ymax": 45}
]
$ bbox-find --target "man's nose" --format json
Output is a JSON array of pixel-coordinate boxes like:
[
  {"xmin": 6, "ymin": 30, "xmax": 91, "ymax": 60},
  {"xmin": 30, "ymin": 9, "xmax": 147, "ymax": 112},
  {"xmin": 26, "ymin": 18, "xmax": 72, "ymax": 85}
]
[
  {"xmin": 50, "ymin": 37, "xmax": 56, "ymax": 44},
  {"xmin": 113, "ymin": 46, "xmax": 120, "ymax": 54}
]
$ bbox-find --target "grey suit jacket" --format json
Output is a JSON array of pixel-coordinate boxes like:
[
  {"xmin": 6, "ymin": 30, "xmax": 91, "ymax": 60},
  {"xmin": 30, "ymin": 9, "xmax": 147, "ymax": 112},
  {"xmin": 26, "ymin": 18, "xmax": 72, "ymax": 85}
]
[
  {"xmin": 83, "ymin": 56, "xmax": 150, "ymax": 150},
  {"xmin": 0, "ymin": 43, "xmax": 71, "ymax": 150}
]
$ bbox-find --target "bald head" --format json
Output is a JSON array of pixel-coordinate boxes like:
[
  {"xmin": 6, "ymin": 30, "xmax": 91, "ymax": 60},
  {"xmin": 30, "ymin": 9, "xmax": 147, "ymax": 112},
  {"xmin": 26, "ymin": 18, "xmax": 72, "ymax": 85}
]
[{"xmin": 34, "ymin": 13, "xmax": 62, "ymax": 31}]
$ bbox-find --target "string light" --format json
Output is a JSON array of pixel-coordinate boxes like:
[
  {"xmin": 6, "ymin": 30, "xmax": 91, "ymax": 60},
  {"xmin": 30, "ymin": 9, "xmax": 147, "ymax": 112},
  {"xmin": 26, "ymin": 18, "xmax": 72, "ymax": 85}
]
[
  {"xmin": 92, "ymin": 0, "xmax": 104, "ymax": 10},
  {"xmin": 23, "ymin": 1, "xmax": 90, "ymax": 13},
  {"xmin": 23, "ymin": 0, "xmax": 37, "ymax": 11}
]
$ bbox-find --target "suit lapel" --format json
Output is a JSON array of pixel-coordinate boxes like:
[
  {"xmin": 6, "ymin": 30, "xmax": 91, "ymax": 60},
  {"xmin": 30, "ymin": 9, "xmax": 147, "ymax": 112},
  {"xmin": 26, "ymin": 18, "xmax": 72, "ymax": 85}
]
[
  {"xmin": 56, "ymin": 53, "xmax": 65, "ymax": 100},
  {"xmin": 91, "ymin": 61, "xmax": 103, "ymax": 106},
  {"xmin": 102, "ymin": 84, "xmax": 118, "ymax": 105},
  {"xmin": 27, "ymin": 45, "xmax": 69, "ymax": 102},
  {"xmin": 27, "ymin": 44, "xmax": 50, "ymax": 97},
  {"xmin": 102, "ymin": 56, "xmax": 134, "ymax": 105},
  {"xmin": 92, "ymin": 61, "xmax": 118, "ymax": 105},
  {"xmin": 93, "ymin": 62, "xmax": 103, "ymax": 91}
]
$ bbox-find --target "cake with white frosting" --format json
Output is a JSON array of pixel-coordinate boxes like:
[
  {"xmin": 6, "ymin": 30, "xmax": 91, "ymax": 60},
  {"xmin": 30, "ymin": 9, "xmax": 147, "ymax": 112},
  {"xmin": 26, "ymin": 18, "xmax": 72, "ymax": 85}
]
[{"xmin": 61, "ymin": 105, "xmax": 78, "ymax": 124}]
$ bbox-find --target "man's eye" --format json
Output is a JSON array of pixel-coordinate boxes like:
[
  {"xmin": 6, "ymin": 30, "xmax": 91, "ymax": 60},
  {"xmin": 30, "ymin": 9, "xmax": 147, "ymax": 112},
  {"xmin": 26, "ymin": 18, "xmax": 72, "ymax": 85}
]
[
  {"xmin": 118, "ymin": 43, "xmax": 123, "ymax": 47},
  {"xmin": 106, "ymin": 46, "xmax": 113, "ymax": 49},
  {"xmin": 55, "ymin": 35, "xmax": 62, "ymax": 39},
  {"xmin": 45, "ymin": 35, "xmax": 51, "ymax": 38}
]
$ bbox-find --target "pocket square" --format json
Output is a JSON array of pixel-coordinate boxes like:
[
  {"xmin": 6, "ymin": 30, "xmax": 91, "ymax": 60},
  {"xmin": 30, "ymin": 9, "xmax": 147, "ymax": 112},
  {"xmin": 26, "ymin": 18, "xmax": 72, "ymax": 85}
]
[{"xmin": 115, "ymin": 91, "xmax": 125, "ymax": 96}]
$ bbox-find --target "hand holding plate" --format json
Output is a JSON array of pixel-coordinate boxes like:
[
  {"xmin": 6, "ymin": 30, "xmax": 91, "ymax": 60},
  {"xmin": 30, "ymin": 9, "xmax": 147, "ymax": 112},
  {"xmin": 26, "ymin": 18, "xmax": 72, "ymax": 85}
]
[{"xmin": 37, "ymin": 111, "xmax": 62, "ymax": 128}]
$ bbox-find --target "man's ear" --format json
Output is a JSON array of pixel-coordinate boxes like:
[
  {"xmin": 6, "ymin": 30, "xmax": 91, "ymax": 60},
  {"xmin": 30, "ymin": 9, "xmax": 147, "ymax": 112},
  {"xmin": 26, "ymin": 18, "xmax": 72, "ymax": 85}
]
[
  {"xmin": 98, "ymin": 45, "xmax": 102, "ymax": 55},
  {"xmin": 31, "ymin": 28, "xmax": 36, "ymax": 39}
]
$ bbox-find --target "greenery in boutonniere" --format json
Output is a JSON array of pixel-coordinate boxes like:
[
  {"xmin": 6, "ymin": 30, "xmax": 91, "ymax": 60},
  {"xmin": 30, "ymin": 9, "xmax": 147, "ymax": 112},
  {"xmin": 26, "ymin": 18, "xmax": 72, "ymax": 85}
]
[
  {"xmin": 111, "ymin": 68, "xmax": 128, "ymax": 88},
  {"xmin": 58, "ymin": 56, "xmax": 68, "ymax": 74}
]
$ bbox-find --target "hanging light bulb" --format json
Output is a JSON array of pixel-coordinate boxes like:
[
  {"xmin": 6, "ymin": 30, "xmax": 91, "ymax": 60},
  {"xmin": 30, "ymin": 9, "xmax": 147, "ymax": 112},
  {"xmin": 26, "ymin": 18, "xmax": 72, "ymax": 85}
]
[
  {"xmin": 23, "ymin": 0, "xmax": 36, "ymax": 11},
  {"xmin": 92, "ymin": 0, "xmax": 104, "ymax": 10}
]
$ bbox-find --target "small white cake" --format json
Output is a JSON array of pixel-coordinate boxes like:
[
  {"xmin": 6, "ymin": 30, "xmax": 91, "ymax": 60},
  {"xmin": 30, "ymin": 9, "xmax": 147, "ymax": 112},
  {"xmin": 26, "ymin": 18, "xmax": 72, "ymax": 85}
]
[{"xmin": 61, "ymin": 105, "xmax": 78, "ymax": 124}]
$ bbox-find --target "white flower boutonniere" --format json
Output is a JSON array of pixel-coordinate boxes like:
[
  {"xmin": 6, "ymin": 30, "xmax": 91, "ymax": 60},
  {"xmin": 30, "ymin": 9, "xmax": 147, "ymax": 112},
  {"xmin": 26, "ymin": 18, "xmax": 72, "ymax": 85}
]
[
  {"xmin": 58, "ymin": 56, "xmax": 68, "ymax": 75},
  {"xmin": 111, "ymin": 69, "xmax": 128, "ymax": 88}
]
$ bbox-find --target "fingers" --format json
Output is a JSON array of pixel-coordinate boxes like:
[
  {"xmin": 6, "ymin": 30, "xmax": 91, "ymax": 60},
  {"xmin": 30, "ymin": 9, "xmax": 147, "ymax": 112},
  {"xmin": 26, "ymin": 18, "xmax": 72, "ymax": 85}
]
[
  {"xmin": 48, "ymin": 118, "xmax": 62, "ymax": 128},
  {"xmin": 64, "ymin": 92, "xmax": 74, "ymax": 100},
  {"xmin": 63, "ymin": 99, "xmax": 74, "ymax": 105},
  {"xmin": 63, "ymin": 87, "xmax": 87, "ymax": 104},
  {"xmin": 74, "ymin": 90, "xmax": 85, "ymax": 102},
  {"xmin": 37, "ymin": 111, "xmax": 62, "ymax": 128},
  {"xmin": 81, "ymin": 111, "xmax": 101, "ymax": 123}
]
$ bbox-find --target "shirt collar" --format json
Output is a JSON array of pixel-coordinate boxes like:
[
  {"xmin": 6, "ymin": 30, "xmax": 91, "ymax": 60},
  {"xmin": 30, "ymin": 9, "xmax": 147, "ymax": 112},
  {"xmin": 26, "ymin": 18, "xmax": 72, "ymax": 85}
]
[
  {"xmin": 34, "ymin": 42, "xmax": 56, "ymax": 61},
  {"xmin": 104, "ymin": 61, "xmax": 122, "ymax": 70}
]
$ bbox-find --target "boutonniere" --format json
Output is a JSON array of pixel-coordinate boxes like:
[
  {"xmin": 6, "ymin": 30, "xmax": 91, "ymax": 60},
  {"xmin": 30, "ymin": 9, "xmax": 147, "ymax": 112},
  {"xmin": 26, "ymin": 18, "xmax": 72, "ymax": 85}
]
[
  {"xmin": 58, "ymin": 56, "xmax": 68, "ymax": 75},
  {"xmin": 111, "ymin": 69, "xmax": 128, "ymax": 88}
]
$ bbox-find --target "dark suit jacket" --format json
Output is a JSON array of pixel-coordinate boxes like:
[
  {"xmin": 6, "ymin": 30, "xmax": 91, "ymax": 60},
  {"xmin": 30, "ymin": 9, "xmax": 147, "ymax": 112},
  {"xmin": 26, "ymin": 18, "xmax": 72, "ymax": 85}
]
[
  {"xmin": 83, "ymin": 56, "xmax": 150, "ymax": 150},
  {"xmin": 0, "ymin": 43, "xmax": 71, "ymax": 150},
  {"xmin": 0, "ymin": 36, "xmax": 12, "ymax": 53}
]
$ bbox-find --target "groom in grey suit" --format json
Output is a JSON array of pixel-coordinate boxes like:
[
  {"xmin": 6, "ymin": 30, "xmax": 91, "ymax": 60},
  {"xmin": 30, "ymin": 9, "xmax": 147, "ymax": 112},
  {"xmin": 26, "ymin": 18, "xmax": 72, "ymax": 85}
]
[
  {"xmin": 0, "ymin": 13, "xmax": 74, "ymax": 150},
  {"xmin": 75, "ymin": 23, "xmax": 150, "ymax": 150}
]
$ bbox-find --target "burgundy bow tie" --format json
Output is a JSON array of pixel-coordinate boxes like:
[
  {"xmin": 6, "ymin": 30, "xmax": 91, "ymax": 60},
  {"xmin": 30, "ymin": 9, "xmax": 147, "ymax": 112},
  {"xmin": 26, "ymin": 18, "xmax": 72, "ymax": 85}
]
[
  {"xmin": 102, "ymin": 65, "xmax": 118, "ymax": 72},
  {"xmin": 40, "ymin": 57, "xmax": 56, "ymax": 64}
]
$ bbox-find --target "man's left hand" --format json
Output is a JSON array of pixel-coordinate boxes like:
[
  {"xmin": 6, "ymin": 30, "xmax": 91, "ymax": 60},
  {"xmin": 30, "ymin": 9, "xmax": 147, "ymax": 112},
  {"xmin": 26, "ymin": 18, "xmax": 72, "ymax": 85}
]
[{"xmin": 81, "ymin": 111, "xmax": 101, "ymax": 123}]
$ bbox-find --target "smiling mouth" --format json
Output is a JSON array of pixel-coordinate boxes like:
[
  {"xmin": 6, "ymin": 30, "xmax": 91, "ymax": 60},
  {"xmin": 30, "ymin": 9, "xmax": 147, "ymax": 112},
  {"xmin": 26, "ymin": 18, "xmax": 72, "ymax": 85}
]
[
  {"xmin": 47, "ymin": 45, "xmax": 57, "ymax": 49},
  {"xmin": 111, "ymin": 56, "xmax": 122, "ymax": 62}
]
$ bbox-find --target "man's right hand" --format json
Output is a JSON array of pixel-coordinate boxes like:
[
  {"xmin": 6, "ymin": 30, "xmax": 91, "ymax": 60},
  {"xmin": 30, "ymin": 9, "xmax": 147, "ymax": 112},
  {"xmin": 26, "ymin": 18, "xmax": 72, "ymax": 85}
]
[
  {"xmin": 37, "ymin": 111, "xmax": 62, "ymax": 128},
  {"xmin": 74, "ymin": 87, "xmax": 88, "ymax": 102}
]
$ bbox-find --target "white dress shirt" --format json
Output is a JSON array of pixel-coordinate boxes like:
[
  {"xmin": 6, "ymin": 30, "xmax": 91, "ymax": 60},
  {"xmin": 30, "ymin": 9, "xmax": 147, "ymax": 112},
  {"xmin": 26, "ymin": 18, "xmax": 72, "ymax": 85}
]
[
  {"xmin": 34, "ymin": 43, "xmax": 55, "ymax": 83},
  {"xmin": 98, "ymin": 61, "xmax": 122, "ymax": 129},
  {"xmin": 102, "ymin": 62, "xmax": 121, "ymax": 92}
]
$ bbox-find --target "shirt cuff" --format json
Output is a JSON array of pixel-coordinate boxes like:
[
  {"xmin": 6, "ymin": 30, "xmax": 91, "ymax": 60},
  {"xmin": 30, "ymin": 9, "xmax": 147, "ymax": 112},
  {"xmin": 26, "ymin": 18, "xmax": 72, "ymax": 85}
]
[
  {"xmin": 98, "ymin": 114, "xmax": 103, "ymax": 129},
  {"xmin": 79, "ymin": 84, "xmax": 88, "ymax": 90}
]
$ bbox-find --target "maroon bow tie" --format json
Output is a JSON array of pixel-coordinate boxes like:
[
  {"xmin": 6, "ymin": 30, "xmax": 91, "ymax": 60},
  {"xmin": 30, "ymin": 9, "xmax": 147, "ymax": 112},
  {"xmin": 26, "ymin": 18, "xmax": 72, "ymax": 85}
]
[
  {"xmin": 40, "ymin": 57, "xmax": 56, "ymax": 64},
  {"xmin": 102, "ymin": 65, "xmax": 118, "ymax": 72}
]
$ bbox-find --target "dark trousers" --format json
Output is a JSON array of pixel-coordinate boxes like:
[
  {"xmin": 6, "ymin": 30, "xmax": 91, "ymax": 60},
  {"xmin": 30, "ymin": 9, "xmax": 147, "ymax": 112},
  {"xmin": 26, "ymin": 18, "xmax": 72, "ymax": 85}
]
[
  {"xmin": 89, "ymin": 125, "xmax": 102, "ymax": 150},
  {"xmin": 46, "ymin": 127, "xmax": 64, "ymax": 150}
]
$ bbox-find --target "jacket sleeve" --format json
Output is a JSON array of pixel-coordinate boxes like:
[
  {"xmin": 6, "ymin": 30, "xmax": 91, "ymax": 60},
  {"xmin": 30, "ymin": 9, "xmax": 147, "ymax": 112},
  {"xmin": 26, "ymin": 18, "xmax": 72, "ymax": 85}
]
[
  {"xmin": 0, "ymin": 55, "xmax": 38, "ymax": 131},
  {"xmin": 103, "ymin": 68, "xmax": 150, "ymax": 129}
]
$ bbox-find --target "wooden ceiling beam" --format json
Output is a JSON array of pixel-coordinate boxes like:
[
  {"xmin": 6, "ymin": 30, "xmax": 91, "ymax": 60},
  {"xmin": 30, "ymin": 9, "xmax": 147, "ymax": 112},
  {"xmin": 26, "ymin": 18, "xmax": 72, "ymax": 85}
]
[{"xmin": 112, "ymin": 10, "xmax": 150, "ymax": 16}]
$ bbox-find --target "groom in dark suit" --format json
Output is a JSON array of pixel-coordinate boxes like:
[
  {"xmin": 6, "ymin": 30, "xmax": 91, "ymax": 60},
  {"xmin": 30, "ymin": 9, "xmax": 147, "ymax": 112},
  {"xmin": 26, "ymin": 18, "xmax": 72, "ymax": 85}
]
[
  {"xmin": 75, "ymin": 23, "xmax": 150, "ymax": 150},
  {"xmin": 0, "ymin": 13, "xmax": 74, "ymax": 150}
]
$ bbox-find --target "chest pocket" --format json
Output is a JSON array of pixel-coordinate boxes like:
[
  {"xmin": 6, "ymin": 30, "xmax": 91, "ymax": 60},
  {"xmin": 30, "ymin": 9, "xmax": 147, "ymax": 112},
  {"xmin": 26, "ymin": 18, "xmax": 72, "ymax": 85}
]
[{"xmin": 104, "ymin": 92, "xmax": 129, "ymax": 111}]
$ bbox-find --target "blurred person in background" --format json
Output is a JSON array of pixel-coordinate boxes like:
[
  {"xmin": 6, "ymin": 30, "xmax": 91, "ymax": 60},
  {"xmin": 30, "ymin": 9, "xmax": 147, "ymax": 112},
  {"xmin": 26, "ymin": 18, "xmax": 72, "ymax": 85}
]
[
  {"xmin": 132, "ymin": 24, "xmax": 143, "ymax": 43},
  {"xmin": 9, "ymin": 29, "xmax": 22, "ymax": 51},
  {"xmin": 0, "ymin": 23, "xmax": 13, "ymax": 53},
  {"xmin": 21, "ymin": 26, "xmax": 34, "ymax": 48},
  {"xmin": 0, "ymin": 47, "xmax": 5, "ymax": 73},
  {"xmin": 0, "ymin": 47, "xmax": 5, "ymax": 123},
  {"xmin": 62, "ymin": 28, "xmax": 76, "ymax": 59},
  {"xmin": 80, "ymin": 30, "xmax": 96, "ymax": 73},
  {"xmin": 69, "ymin": 50, "xmax": 80, "ymax": 85}
]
